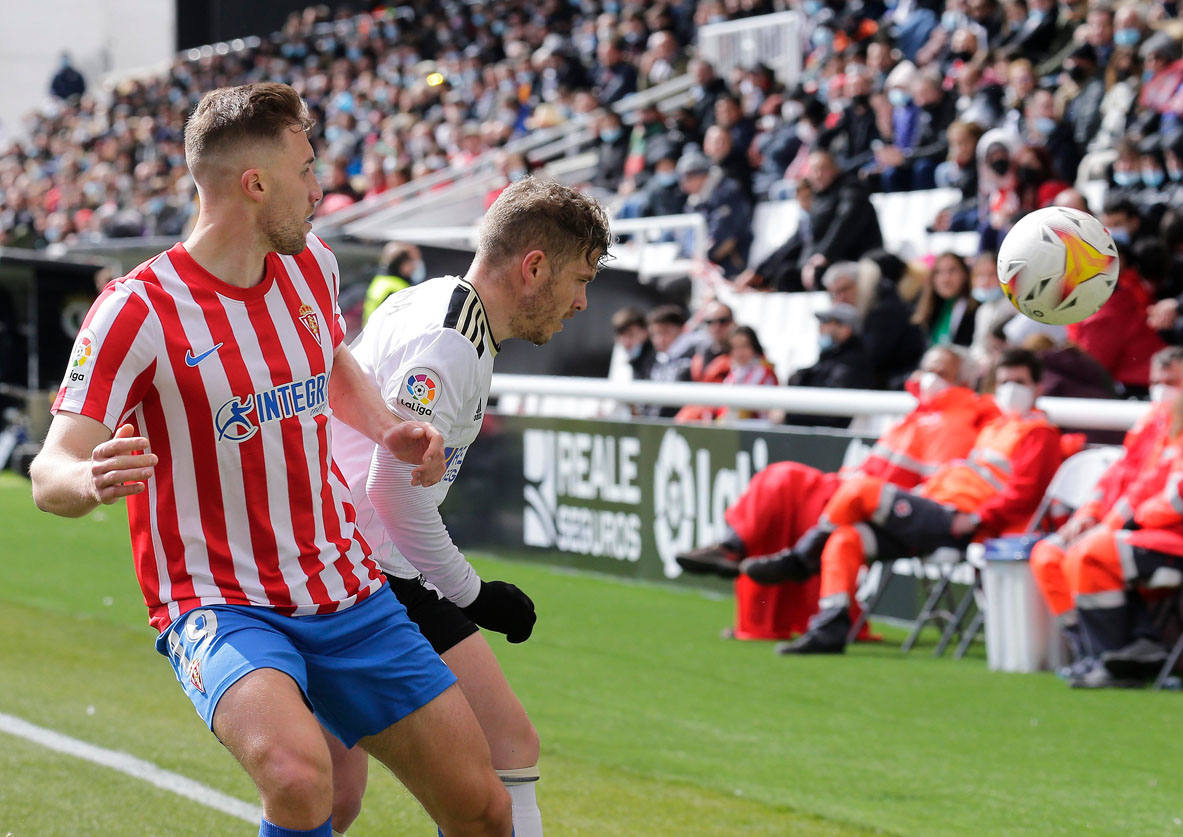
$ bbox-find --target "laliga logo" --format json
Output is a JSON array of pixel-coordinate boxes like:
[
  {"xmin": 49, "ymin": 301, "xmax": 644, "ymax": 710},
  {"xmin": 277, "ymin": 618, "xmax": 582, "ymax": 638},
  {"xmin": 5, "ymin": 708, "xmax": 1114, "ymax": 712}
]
[
  {"xmin": 65, "ymin": 330, "xmax": 96, "ymax": 387},
  {"xmin": 406, "ymin": 373, "xmax": 436, "ymax": 406},
  {"xmin": 215, "ymin": 395, "xmax": 257, "ymax": 442}
]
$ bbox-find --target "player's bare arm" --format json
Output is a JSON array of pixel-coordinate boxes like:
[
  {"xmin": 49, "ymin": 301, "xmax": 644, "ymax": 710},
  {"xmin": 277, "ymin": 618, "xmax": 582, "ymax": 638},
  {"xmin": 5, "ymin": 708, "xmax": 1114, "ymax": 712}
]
[
  {"xmin": 31, "ymin": 415, "xmax": 157, "ymax": 518},
  {"xmin": 329, "ymin": 342, "xmax": 445, "ymax": 486}
]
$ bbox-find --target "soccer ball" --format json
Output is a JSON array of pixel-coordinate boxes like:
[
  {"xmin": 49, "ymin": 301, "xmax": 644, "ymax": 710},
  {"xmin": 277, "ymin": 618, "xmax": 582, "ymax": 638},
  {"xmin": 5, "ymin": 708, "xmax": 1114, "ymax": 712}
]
[{"xmin": 996, "ymin": 206, "xmax": 1120, "ymax": 325}]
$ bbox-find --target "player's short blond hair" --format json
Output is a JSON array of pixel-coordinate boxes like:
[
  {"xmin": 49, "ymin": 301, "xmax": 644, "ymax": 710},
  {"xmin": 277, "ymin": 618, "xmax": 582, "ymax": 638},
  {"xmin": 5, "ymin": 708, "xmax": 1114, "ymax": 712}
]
[
  {"xmin": 184, "ymin": 83, "xmax": 314, "ymax": 178},
  {"xmin": 478, "ymin": 178, "xmax": 611, "ymax": 272}
]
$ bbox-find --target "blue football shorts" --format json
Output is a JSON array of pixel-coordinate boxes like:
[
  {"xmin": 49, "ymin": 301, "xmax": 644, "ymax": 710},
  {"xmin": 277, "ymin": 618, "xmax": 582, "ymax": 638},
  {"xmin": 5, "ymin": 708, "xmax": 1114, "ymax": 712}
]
[{"xmin": 155, "ymin": 584, "xmax": 456, "ymax": 748}]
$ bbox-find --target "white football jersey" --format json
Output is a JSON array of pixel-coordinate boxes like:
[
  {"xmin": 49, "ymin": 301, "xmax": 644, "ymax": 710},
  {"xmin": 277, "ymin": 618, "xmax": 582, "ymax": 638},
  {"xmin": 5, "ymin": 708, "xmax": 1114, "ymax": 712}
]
[{"xmin": 332, "ymin": 276, "xmax": 497, "ymax": 606}]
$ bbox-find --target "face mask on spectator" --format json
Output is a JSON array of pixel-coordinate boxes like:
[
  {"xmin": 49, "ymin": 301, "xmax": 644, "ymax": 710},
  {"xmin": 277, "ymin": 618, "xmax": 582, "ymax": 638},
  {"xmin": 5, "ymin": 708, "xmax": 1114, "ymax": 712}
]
[
  {"xmin": 818, "ymin": 333, "xmax": 835, "ymax": 352},
  {"xmin": 654, "ymin": 170, "xmax": 679, "ymax": 187},
  {"xmin": 811, "ymin": 27, "xmax": 834, "ymax": 48},
  {"xmin": 994, "ymin": 381, "xmax": 1036, "ymax": 415},
  {"xmin": 988, "ymin": 157, "xmax": 1010, "ymax": 176},
  {"xmin": 411, "ymin": 261, "xmax": 427, "ymax": 284},
  {"xmin": 508, "ymin": 168, "xmax": 528, "ymax": 182},
  {"xmin": 600, "ymin": 127, "xmax": 622, "ymax": 143},
  {"xmin": 942, "ymin": 10, "xmax": 964, "ymax": 29},
  {"xmin": 888, "ymin": 88, "xmax": 911, "ymax": 108},
  {"xmin": 1170, "ymin": 166, "xmax": 1183, "ymax": 182},
  {"xmin": 804, "ymin": 0, "xmax": 823, "ymax": 14},
  {"xmin": 1033, "ymin": 116, "xmax": 1057, "ymax": 136},
  {"xmin": 1028, "ymin": 9, "xmax": 1047, "ymax": 23},
  {"xmin": 917, "ymin": 370, "xmax": 952, "ymax": 402},
  {"xmin": 1110, "ymin": 226, "xmax": 1131, "ymax": 245},
  {"xmin": 1151, "ymin": 383, "xmax": 1183, "ymax": 404},
  {"xmin": 782, "ymin": 101, "xmax": 804, "ymax": 122},
  {"xmin": 1113, "ymin": 170, "xmax": 1140, "ymax": 188},
  {"xmin": 1143, "ymin": 168, "xmax": 1166, "ymax": 188},
  {"xmin": 972, "ymin": 286, "xmax": 1004, "ymax": 303},
  {"xmin": 1114, "ymin": 28, "xmax": 1141, "ymax": 47},
  {"xmin": 1143, "ymin": 69, "xmax": 1155, "ymax": 83}
]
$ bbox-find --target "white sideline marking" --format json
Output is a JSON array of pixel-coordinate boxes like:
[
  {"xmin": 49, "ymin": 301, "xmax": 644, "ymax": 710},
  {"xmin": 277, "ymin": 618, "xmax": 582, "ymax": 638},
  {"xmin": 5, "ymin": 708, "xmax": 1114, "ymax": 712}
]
[{"xmin": 0, "ymin": 711, "xmax": 260, "ymax": 823}]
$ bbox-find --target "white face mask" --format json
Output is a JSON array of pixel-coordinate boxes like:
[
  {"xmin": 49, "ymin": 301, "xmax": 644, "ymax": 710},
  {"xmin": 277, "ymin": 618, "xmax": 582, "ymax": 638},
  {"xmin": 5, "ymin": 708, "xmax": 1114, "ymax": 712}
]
[
  {"xmin": 1150, "ymin": 383, "xmax": 1182, "ymax": 405},
  {"xmin": 918, "ymin": 371, "xmax": 951, "ymax": 402},
  {"xmin": 995, "ymin": 381, "xmax": 1036, "ymax": 415}
]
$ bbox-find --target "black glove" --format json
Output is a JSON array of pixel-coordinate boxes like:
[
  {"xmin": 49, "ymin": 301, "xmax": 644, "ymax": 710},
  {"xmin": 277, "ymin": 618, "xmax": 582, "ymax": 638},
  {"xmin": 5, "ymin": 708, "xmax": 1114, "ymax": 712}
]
[{"xmin": 460, "ymin": 580, "xmax": 536, "ymax": 643}]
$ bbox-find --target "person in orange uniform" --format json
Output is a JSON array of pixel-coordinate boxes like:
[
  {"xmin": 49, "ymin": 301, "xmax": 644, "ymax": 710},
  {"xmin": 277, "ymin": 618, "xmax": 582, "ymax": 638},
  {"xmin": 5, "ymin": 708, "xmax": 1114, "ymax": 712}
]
[
  {"xmin": 764, "ymin": 348, "xmax": 1062, "ymax": 654},
  {"xmin": 1053, "ymin": 388, "xmax": 1183, "ymax": 687},
  {"xmin": 1030, "ymin": 346, "xmax": 1183, "ymax": 666},
  {"xmin": 677, "ymin": 345, "xmax": 998, "ymax": 638}
]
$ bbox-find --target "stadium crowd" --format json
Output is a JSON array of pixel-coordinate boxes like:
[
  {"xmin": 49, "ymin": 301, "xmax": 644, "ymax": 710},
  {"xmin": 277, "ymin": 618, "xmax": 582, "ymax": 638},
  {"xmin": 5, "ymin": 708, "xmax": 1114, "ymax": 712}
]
[{"xmin": 9, "ymin": 0, "xmax": 1183, "ymax": 690}]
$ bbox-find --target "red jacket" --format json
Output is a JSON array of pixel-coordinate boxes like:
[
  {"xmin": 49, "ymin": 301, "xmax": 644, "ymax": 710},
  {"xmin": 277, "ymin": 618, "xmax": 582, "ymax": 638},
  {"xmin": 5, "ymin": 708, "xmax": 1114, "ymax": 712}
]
[
  {"xmin": 921, "ymin": 409, "xmax": 1063, "ymax": 536},
  {"xmin": 857, "ymin": 386, "xmax": 1000, "ymax": 489},
  {"xmin": 1075, "ymin": 401, "xmax": 1168, "ymax": 523},
  {"xmin": 1066, "ymin": 267, "xmax": 1165, "ymax": 389}
]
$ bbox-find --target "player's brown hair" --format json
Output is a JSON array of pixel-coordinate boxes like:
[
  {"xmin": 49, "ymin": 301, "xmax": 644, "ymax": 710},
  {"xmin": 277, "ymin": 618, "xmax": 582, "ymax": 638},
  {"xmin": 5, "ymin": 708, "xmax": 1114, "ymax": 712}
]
[
  {"xmin": 477, "ymin": 178, "xmax": 611, "ymax": 272},
  {"xmin": 184, "ymin": 83, "xmax": 314, "ymax": 177}
]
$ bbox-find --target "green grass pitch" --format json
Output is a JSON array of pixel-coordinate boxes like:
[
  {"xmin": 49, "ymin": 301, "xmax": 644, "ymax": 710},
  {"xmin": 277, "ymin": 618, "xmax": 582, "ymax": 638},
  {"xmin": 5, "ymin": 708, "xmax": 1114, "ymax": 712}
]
[{"xmin": 2, "ymin": 471, "xmax": 1183, "ymax": 835}]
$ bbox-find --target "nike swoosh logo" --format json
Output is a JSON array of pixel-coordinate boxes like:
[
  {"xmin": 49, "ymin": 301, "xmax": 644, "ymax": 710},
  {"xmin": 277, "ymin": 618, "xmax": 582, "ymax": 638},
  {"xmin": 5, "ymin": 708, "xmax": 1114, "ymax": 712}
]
[{"xmin": 185, "ymin": 342, "xmax": 224, "ymax": 367}]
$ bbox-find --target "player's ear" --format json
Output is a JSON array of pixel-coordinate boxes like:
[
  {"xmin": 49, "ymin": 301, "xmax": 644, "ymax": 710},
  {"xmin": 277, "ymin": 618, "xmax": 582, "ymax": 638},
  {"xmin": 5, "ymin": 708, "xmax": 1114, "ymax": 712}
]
[
  {"xmin": 240, "ymin": 168, "xmax": 266, "ymax": 202},
  {"xmin": 520, "ymin": 249, "xmax": 547, "ymax": 288}
]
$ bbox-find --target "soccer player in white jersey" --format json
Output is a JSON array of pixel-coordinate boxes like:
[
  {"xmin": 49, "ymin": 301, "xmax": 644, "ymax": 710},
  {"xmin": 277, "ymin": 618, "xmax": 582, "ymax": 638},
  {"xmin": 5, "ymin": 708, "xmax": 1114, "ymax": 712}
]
[
  {"xmin": 30, "ymin": 83, "xmax": 513, "ymax": 837},
  {"xmin": 327, "ymin": 178, "xmax": 610, "ymax": 835}
]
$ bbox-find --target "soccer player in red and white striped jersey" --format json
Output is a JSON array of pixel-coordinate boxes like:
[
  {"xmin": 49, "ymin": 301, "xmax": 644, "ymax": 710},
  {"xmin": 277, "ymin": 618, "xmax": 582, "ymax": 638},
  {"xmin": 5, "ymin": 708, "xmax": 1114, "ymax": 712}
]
[{"xmin": 31, "ymin": 83, "xmax": 511, "ymax": 837}]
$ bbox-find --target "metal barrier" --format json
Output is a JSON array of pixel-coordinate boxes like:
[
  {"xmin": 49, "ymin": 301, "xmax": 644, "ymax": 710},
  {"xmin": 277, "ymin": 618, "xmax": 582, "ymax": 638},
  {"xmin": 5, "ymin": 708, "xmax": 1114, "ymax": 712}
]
[
  {"xmin": 490, "ymin": 375, "xmax": 1149, "ymax": 432},
  {"xmin": 697, "ymin": 11, "xmax": 804, "ymax": 86}
]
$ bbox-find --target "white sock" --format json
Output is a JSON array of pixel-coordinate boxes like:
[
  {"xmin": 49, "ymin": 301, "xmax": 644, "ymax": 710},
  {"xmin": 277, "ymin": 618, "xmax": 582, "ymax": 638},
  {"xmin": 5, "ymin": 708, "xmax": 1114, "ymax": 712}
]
[{"xmin": 498, "ymin": 765, "xmax": 543, "ymax": 837}]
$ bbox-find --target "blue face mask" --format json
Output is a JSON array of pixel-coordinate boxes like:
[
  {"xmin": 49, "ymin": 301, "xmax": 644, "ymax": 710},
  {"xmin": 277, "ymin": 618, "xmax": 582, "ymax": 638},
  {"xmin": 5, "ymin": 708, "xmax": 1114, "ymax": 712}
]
[
  {"xmin": 1170, "ymin": 166, "xmax": 1183, "ymax": 182},
  {"xmin": 600, "ymin": 127, "xmax": 622, "ymax": 144},
  {"xmin": 1143, "ymin": 69, "xmax": 1156, "ymax": 83},
  {"xmin": 654, "ymin": 170, "xmax": 679, "ymax": 187},
  {"xmin": 818, "ymin": 333, "xmax": 835, "ymax": 352},
  {"xmin": 972, "ymin": 286, "xmax": 1004, "ymax": 303},
  {"xmin": 1113, "ymin": 170, "xmax": 1141, "ymax": 188},
  {"xmin": 1110, "ymin": 226, "xmax": 1131, "ymax": 245},
  {"xmin": 411, "ymin": 261, "xmax": 427, "ymax": 284},
  {"xmin": 803, "ymin": 0, "xmax": 823, "ymax": 14},
  {"xmin": 1144, "ymin": 169, "xmax": 1166, "ymax": 188},
  {"xmin": 811, "ymin": 27, "xmax": 834, "ymax": 48},
  {"xmin": 1114, "ymin": 28, "xmax": 1141, "ymax": 47},
  {"xmin": 1033, "ymin": 116, "xmax": 1057, "ymax": 136},
  {"xmin": 888, "ymin": 88, "xmax": 911, "ymax": 108}
]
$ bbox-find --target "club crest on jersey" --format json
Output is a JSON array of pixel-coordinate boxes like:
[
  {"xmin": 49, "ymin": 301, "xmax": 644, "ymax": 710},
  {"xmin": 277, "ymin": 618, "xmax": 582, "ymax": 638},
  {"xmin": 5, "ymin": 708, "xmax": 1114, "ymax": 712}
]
[
  {"xmin": 214, "ymin": 372, "xmax": 329, "ymax": 443},
  {"xmin": 298, "ymin": 303, "xmax": 321, "ymax": 345},
  {"xmin": 397, "ymin": 368, "xmax": 441, "ymax": 417},
  {"xmin": 65, "ymin": 328, "xmax": 96, "ymax": 389}
]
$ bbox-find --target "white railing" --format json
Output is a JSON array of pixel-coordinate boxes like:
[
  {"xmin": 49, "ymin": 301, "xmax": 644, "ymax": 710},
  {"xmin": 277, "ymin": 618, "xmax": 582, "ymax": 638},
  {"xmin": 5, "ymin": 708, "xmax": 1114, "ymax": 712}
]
[
  {"xmin": 697, "ymin": 11, "xmax": 804, "ymax": 86},
  {"xmin": 490, "ymin": 375, "xmax": 1149, "ymax": 431}
]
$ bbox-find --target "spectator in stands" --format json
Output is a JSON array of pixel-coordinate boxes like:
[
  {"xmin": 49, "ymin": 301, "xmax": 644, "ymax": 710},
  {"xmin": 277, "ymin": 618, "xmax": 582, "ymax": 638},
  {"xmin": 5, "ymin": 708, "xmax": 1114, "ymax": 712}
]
[
  {"xmin": 703, "ymin": 125, "xmax": 753, "ymax": 199},
  {"xmin": 913, "ymin": 252, "xmax": 978, "ymax": 347},
  {"xmin": 362, "ymin": 242, "xmax": 426, "ymax": 324},
  {"xmin": 676, "ymin": 149, "xmax": 753, "ymax": 278},
  {"xmin": 755, "ymin": 348, "xmax": 1062, "ymax": 654},
  {"xmin": 932, "ymin": 121, "xmax": 983, "ymax": 232},
  {"xmin": 1004, "ymin": 0, "xmax": 1059, "ymax": 62},
  {"xmin": 969, "ymin": 250, "xmax": 1014, "ymax": 372},
  {"xmin": 612, "ymin": 306, "xmax": 656, "ymax": 382},
  {"xmin": 688, "ymin": 58, "xmax": 729, "ymax": 133},
  {"xmin": 640, "ymin": 304, "xmax": 696, "ymax": 417},
  {"xmin": 715, "ymin": 325, "xmax": 779, "ymax": 423},
  {"xmin": 1031, "ymin": 345, "xmax": 1183, "ymax": 677},
  {"xmin": 591, "ymin": 110, "xmax": 631, "ymax": 194},
  {"xmin": 1060, "ymin": 44, "xmax": 1106, "ymax": 170},
  {"xmin": 849, "ymin": 250, "xmax": 929, "ymax": 389},
  {"xmin": 677, "ymin": 345, "xmax": 998, "ymax": 633},
  {"xmin": 594, "ymin": 37, "xmax": 639, "ymax": 105},
  {"xmin": 781, "ymin": 302, "xmax": 876, "ymax": 428},
  {"xmin": 819, "ymin": 65, "xmax": 881, "ymax": 173},
  {"xmin": 49, "ymin": 53, "xmax": 85, "ymax": 101},
  {"xmin": 711, "ymin": 94, "xmax": 757, "ymax": 166},
  {"xmin": 690, "ymin": 301, "xmax": 734, "ymax": 383},
  {"xmin": 639, "ymin": 30, "xmax": 684, "ymax": 89},
  {"xmin": 875, "ymin": 67, "xmax": 955, "ymax": 191},
  {"xmin": 1020, "ymin": 332, "xmax": 1117, "ymax": 403},
  {"xmin": 618, "ymin": 145, "xmax": 686, "ymax": 218},
  {"xmin": 735, "ymin": 149, "xmax": 883, "ymax": 292}
]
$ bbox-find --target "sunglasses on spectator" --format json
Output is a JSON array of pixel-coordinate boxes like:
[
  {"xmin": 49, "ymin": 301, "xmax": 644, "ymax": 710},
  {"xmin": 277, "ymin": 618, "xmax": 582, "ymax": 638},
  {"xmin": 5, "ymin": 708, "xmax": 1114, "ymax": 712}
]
[{"xmin": 705, "ymin": 317, "xmax": 732, "ymax": 325}]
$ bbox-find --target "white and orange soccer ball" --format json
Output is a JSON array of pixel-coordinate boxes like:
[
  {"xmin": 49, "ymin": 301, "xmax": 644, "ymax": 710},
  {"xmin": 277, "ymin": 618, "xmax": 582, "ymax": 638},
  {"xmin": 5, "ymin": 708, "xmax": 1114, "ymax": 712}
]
[{"xmin": 996, "ymin": 206, "xmax": 1120, "ymax": 325}]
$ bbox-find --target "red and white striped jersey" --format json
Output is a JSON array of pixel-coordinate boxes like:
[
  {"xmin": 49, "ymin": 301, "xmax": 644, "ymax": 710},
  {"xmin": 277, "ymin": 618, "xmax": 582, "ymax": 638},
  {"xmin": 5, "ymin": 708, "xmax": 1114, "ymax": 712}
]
[{"xmin": 52, "ymin": 233, "xmax": 383, "ymax": 633}]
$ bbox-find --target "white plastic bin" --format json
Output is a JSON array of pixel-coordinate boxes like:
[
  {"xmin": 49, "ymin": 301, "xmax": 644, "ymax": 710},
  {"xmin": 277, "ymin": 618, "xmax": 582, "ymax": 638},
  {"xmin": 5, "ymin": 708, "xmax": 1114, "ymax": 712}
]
[{"xmin": 979, "ymin": 536, "xmax": 1063, "ymax": 673}]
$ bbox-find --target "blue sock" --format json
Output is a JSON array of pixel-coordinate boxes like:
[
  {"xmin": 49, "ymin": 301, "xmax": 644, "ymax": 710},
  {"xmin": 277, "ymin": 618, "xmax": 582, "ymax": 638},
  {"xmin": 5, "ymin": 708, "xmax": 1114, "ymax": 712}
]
[{"xmin": 259, "ymin": 816, "xmax": 332, "ymax": 837}]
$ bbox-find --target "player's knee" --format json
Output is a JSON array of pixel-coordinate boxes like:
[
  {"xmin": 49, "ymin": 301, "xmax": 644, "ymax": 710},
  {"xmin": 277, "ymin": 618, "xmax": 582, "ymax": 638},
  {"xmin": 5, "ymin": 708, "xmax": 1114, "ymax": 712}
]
[
  {"xmin": 330, "ymin": 785, "xmax": 364, "ymax": 833},
  {"xmin": 247, "ymin": 740, "xmax": 333, "ymax": 815},
  {"xmin": 1029, "ymin": 541, "xmax": 1062, "ymax": 576},
  {"xmin": 502, "ymin": 719, "xmax": 540, "ymax": 767},
  {"xmin": 438, "ymin": 778, "xmax": 512, "ymax": 836}
]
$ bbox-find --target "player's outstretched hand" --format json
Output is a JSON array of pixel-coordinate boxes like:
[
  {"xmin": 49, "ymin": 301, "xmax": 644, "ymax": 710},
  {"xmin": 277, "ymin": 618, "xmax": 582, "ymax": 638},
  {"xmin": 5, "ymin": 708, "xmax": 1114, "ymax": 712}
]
[
  {"xmin": 90, "ymin": 423, "xmax": 157, "ymax": 504},
  {"xmin": 381, "ymin": 421, "xmax": 446, "ymax": 486},
  {"xmin": 461, "ymin": 580, "xmax": 537, "ymax": 643}
]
